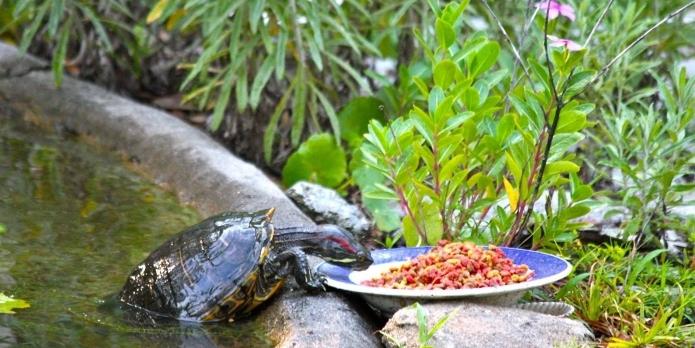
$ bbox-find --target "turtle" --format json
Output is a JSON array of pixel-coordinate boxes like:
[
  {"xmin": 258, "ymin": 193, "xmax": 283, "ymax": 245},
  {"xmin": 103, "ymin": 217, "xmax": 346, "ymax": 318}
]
[{"xmin": 118, "ymin": 208, "xmax": 372, "ymax": 323}]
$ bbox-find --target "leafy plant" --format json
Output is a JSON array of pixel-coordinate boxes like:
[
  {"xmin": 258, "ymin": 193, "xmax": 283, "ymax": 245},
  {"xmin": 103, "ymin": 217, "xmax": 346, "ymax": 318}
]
[
  {"xmin": 589, "ymin": 66, "xmax": 695, "ymax": 249},
  {"xmin": 555, "ymin": 244, "xmax": 695, "ymax": 346},
  {"xmin": 2, "ymin": 0, "xmax": 131, "ymax": 86},
  {"xmin": 281, "ymin": 133, "xmax": 346, "ymax": 188},
  {"xmin": 360, "ymin": 0, "xmax": 591, "ymax": 247},
  {"xmin": 414, "ymin": 303, "xmax": 458, "ymax": 348},
  {"xmin": 147, "ymin": 0, "xmax": 380, "ymax": 160},
  {"xmin": 380, "ymin": 302, "xmax": 459, "ymax": 348}
]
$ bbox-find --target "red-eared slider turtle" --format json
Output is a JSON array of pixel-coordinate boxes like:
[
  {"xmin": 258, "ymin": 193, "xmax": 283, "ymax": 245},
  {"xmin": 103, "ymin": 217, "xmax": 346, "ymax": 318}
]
[{"xmin": 119, "ymin": 208, "xmax": 372, "ymax": 322}]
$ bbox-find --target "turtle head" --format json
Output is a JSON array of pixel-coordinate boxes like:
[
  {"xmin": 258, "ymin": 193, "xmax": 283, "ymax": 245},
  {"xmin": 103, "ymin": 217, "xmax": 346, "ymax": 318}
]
[{"xmin": 311, "ymin": 225, "xmax": 373, "ymax": 270}]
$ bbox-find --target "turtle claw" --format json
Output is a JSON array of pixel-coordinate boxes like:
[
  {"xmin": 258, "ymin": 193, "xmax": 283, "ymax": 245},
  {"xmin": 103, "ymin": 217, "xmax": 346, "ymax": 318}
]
[{"xmin": 304, "ymin": 274, "xmax": 326, "ymax": 293}]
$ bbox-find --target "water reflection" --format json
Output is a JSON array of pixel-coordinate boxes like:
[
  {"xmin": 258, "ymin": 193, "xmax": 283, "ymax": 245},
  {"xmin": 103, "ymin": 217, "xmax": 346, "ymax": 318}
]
[{"xmin": 0, "ymin": 110, "xmax": 272, "ymax": 347}]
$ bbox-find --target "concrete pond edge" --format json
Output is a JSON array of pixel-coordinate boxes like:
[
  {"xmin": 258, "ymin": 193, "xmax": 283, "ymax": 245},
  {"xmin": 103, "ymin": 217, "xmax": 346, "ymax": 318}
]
[{"xmin": 0, "ymin": 42, "xmax": 381, "ymax": 348}]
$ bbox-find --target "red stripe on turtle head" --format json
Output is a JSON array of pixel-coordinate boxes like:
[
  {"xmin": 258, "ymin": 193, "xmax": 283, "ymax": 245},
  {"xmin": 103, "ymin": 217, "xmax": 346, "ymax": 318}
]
[{"xmin": 327, "ymin": 236, "xmax": 357, "ymax": 254}]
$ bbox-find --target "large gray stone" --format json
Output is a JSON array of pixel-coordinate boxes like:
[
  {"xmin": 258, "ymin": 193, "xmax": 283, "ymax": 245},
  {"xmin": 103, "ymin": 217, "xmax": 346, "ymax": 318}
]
[
  {"xmin": 0, "ymin": 44, "xmax": 47, "ymax": 79},
  {"xmin": 0, "ymin": 42, "xmax": 380, "ymax": 348},
  {"xmin": 258, "ymin": 287, "xmax": 381, "ymax": 348},
  {"xmin": 287, "ymin": 181, "xmax": 373, "ymax": 240},
  {"xmin": 381, "ymin": 302, "xmax": 593, "ymax": 348}
]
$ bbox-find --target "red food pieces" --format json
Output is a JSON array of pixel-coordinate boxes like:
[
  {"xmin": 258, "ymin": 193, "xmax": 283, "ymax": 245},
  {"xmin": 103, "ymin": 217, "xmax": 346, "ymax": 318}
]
[{"xmin": 361, "ymin": 241, "xmax": 534, "ymax": 290}]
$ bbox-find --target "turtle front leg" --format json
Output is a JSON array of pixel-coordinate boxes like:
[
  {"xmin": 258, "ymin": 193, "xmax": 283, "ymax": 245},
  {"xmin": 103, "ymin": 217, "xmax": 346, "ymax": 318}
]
[{"xmin": 264, "ymin": 248, "xmax": 325, "ymax": 292}]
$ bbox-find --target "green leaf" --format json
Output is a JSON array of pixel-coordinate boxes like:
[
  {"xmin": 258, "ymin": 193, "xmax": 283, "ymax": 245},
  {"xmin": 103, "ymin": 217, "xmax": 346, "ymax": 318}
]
[
  {"xmin": 291, "ymin": 68, "xmax": 307, "ymax": 146},
  {"xmin": 325, "ymin": 51, "xmax": 372, "ymax": 94},
  {"xmin": 338, "ymin": 97, "xmax": 387, "ymax": 147},
  {"xmin": 352, "ymin": 160, "xmax": 401, "ymax": 232},
  {"xmin": 249, "ymin": 56, "xmax": 275, "ymax": 110},
  {"xmin": 402, "ymin": 215, "xmax": 420, "ymax": 246},
  {"xmin": 76, "ymin": 4, "xmax": 113, "ymax": 52},
  {"xmin": 422, "ymin": 200, "xmax": 443, "ymax": 245},
  {"xmin": 307, "ymin": 38, "xmax": 323, "ymax": 71},
  {"xmin": 435, "ymin": 18, "xmax": 455, "ymax": 48},
  {"xmin": 264, "ymin": 80, "xmax": 296, "ymax": 164},
  {"xmin": 236, "ymin": 66, "xmax": 248, "ymax": 112},
  {"xmin": 470, "ymin": 41, "xmax": 499, "ymax": 78},
  {"xmin": 274, "ymin": 32, "xmax": 288, "ymax": 80},
  {"xmin": 571, "ymin": 184, "xmax": 593, "ymax": 201},
  {"xmin": 428, "ymin": 307, "xmax": 459, "ymax": 339},
  {"xmin": 282, "ymin": 133, "xmax": 347, "ymax": 188},
  {"xmin": 556, "ymin": 110, "xmax": 587, "ymax": 133},
  {"xmin": 19, "ymin": 3, "xmax": 49, "ymax": 52},
  {"xmin": 441, "ymin": 0, "xmax": 469, "ymax": 24},
  {"xmin": 52, "ymin": 21, "xmax": 70, "ymax": 88},
  {"xmin": 626, "ymin": 249, "xmax": 666, "ymax": 288},
  {"xmin": 560, "ymin": 205, "xmax": 590, "ymax": 220},
  {"xmin": 415, "ymin": 303, "xmax": 429, "ymax": 344},
  {"xmin": 545, "ymin": 161, "xmax": 580, "ymax": 177},
  {"xmin": 433, "ymin": 59, "xmax": 457, "ymax": 88},
  {"xmin": 505, "ymin": 152, "xmax": 522, "ymax": 184},
  {"xmin": 249, "ymin": 0, "xmax": 265, "ymax": 33},
  {"xmin": 48, "ymin": 0, "xmax": 65, "ymax": 37},
  {"xmin": 556, "ymin": 272, "xmax": 589, "ymax": 298},
  {"xmin": 312, "ymin": 86, "xmax": 340, "ymax": 142},
  {"xmin": 0, "ymin": 293, "xmax": 30, "ymax": 314},
  {"xmin": 564, "ymin": 70, "xmax": 593, "ymax": 97},
  {"xmin": 210, "ymin": 68, "xmax": 235, "ymax": 131}
]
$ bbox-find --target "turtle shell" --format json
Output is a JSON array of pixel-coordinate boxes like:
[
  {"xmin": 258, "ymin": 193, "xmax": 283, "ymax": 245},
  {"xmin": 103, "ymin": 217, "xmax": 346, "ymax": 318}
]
[{"xmin": 119, "ymin": 209, "xmax": 276, "ymax": 322}]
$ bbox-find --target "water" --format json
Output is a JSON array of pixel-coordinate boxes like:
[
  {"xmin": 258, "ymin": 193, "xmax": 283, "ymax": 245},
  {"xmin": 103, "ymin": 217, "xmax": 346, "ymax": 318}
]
[{"xmin": 0, "ymin": 115, "xmax": 272, "ymax": 347}]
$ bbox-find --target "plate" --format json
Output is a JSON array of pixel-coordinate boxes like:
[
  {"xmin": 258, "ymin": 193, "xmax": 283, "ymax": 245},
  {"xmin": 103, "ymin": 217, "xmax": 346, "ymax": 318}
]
[{"xmin": 317, "ymin": 246, "xmax": 572, "ymax": 315}]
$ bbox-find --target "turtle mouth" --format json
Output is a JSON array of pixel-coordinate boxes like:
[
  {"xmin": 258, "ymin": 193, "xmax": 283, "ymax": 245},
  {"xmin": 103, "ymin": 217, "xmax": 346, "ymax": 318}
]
[{"xmin": 324, "ymin": 255, "xmax": 373, "ymax": 270}]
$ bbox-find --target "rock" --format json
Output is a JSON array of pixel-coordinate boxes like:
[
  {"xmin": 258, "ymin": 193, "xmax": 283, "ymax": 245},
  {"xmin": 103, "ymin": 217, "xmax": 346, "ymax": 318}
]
[
  {"xmin": 662, "ymin": 230, "xmax": 690, "ymax": 258},
  {"xmin": 0, "ymin": 44, "xmax": 47, "ymax": 79},
  {"xmin": 257, "ymin": 286, "xmax": 381, "ymax": 348},
  {"xmin": 287, "ymin": 181, "xmax": 373, "ymax": 240},
  {"xmin": 381, "ymin": 302, "xmax": 594, "ymax": 348}
]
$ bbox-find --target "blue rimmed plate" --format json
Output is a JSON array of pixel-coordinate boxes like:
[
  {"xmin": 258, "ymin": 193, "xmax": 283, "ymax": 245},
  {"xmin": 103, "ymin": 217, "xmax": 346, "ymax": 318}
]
[{"xmin": 317, "ymin": 246, "xmax": 572, "ymax": 315}]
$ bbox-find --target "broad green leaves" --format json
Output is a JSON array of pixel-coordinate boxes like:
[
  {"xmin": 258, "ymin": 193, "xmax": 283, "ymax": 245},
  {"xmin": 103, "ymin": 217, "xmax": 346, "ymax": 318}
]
[
  {"xmin": 433, "ymin": 60, "xmax": 459, "ymax": 88},
  {"xmin": 338, "ymin": 97, "xmax": 387, "ymax": 147},
  {"xmin": 282, "ymin": 133, "xmax": 347, "ymax": 188},
  {"xmin": 435, "ymin": 19, "xmax": 455, "ymax": 48}
]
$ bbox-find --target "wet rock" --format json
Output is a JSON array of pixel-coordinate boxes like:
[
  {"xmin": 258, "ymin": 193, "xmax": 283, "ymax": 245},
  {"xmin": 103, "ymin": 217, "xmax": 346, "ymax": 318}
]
[
  {"xmin": 287, "ymin": 181, "xmax": 372, "ymax": 240},
  {"xmin": 257, "ymin": 286, "xmax": 381, "ymax": 348},
  {"xmin": 381, "ymin": 302, "xmax": 593, "ymax": 348}
]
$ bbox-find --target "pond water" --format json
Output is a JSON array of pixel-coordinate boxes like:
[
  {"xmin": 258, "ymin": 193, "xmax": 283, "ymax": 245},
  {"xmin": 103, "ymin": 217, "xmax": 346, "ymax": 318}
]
[{"xmin": 0, "ymin": 114, "xmax": 273, "ymax": 347}]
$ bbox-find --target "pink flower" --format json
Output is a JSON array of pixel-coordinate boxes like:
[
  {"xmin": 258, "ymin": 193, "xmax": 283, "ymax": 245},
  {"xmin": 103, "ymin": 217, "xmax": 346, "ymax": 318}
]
[
  {"xmin": 547, "ymin": 35, "xmax": 583, "ymax": 51},
  {"xmin": 535, "ymin": 1, "xmax": 576, "ymax": 21}
]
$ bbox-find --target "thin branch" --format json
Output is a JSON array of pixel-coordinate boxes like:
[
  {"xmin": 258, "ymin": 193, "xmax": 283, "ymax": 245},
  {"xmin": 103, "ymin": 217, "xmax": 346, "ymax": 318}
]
[
  {"xmin": 480, "ymin": 0, "xmax": 532, "ymax": 82},
  {"xmin": 583, "ymin": 0, "xmax": 616, "ymax": 47},
  {"xmin": 504, "ymin": 2, "xmax": 539, "ymax": 113},
  {"xmin": 588, "ymin": 0, "xmax": 695, "ymax": 86}
]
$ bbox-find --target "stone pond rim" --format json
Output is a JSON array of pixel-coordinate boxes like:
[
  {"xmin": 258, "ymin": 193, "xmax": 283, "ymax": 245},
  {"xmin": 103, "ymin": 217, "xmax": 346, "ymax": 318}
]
[{"xmin": 0, "ymin": 42, "xmax": 382, "ymax": 348}]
